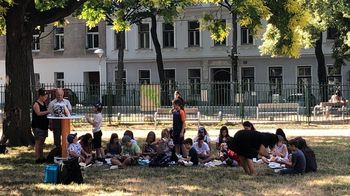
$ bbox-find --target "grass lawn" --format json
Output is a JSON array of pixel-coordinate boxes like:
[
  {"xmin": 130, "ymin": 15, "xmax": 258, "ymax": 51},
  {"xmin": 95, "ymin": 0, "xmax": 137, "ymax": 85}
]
[{"xmin": 0, "ymin": 136, "xmax": 350, "ymax": 195}]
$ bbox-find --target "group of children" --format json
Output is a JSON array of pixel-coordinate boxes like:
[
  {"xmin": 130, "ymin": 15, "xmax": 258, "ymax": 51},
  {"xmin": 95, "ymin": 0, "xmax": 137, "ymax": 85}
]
[{"xmin": 64, "ymin": 99, "xmax": 317, "ymax": 175}]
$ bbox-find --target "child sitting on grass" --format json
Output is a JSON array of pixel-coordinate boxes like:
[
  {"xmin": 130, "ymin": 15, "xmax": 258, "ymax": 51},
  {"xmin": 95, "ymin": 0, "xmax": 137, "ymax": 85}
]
[
  {"xmin": 215, "ymin": 126, "xmax": 230, "ymax": 150},
  {"xmin": 279, "ymin": 138, "xmax": 306, "ymax": 175},
  {"xmin": 295, "ymin": 137, "xmax": 317, "ymax": 173},
  {"xmin": 67, "ymin": 133, "xmax": 92, "ymax": 165},
  {"xmin": 178, "ymin": 138, "xmax": 198, "ymax": 166},
  {"xmin": 218, "ymin": 142, "xmax": 240, "ymax": 167},
  {"xmin": 194, "ymin": 127, "xmax": 211, "ymax": 146},
  {"xmin": 79, "ymin": 133, "xmax": 93, "ymax": 163},
  {"xmin": 142, "ymin": 131, "xmax": 157, "ymax": 160},
  {"xmin": 193, "ymin": 135, "xmax": 213, "ymax": 164},
  {"xmin": 124, "ymin": 130, "xmax": 138, "ymax": 145},
  {"xmin": 106, "ymin": 133, "xmax": 122, "ymax": 158},
  {"xmin": 110, "ymin": 135, "xmax": 141, "ymax": 169}
]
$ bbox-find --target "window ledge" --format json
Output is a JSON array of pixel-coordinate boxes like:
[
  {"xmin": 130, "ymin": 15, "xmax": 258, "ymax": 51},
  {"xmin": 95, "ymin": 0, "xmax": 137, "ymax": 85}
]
[
  {"xmin": 32, "ymin": 50, "xmax": 40, "ymax": 53},
  {"xmin": 184, "ymin": 46, "xmax": 203, "ymax": 51},
  {"xmin": 162, "ymin": 47, "xmax": 177, "ymax": 51},
  {"xmin": 135, "ymin": 48, "xmax": 153, "ymax": 51},
  {"xmin": 54, "ymin": 49, "xmax": 64, "ymax": 52}
]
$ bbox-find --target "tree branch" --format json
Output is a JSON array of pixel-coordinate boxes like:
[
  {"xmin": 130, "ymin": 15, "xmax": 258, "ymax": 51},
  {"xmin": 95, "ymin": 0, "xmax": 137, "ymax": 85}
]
[
  {"xmin": 218, "ymin": 2, "xmax": 231, "ymax": 10},
  {"xmin": 30, "ymin": 0, "xmax": 88, "ymax": 26}
]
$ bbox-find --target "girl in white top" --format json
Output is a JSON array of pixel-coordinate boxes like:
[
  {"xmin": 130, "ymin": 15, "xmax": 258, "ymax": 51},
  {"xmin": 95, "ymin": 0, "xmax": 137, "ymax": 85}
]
[
  {"xmin": 272, "ymin": 135, "xmax": 289, "ymax": 161},
  {"xmin": 86, "ymin": 102, "xmax": 104, "ymax": 160}
]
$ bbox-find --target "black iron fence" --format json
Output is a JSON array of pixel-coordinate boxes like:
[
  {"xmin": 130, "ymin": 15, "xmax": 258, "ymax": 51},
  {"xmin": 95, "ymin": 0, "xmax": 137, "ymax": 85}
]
[{"xmin": 0, "ymin": 82, "xmax": 349, "ymax": 124}]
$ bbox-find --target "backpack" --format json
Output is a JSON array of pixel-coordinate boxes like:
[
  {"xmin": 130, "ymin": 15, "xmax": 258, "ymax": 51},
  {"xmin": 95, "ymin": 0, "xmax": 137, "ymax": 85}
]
[
  {"xmin": 60, "ymin": 158, "xmax": 83, "ymax": 184},
  {"xmin": 149, "ymin": 153, "xmax": 172, "ymax": 167},
  {"xmin": 46, "ymin": 147, "xmax": 62, "ymax": 163}
]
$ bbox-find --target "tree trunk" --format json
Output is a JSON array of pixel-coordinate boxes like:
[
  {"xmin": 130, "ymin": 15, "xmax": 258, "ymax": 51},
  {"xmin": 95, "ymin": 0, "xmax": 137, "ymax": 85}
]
[
  {"xmin": 150, "ymin": 13, "xmax": 165, "ymax": 83},
  {"xmin": 116, "ymin": 30, "xmax": 125, "ymax": 105},
  {"xmin": 2, "ymin": 5, "xmax": 33, "ymax": 146},
  {"xmin": 231, "ymin": 12, "xmax": 238, "ymax": 82},
  {"xmin": 315, "ymin": 33, "xmax": 328, "ymax": 102},
  {"xmin": 150, "ymin": 13, "xmax": 169, "ymax": 105}
]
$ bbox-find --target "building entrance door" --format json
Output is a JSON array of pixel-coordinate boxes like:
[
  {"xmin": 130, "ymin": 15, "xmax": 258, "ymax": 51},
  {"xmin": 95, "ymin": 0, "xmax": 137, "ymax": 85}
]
[{"xmin": 211, "ymin": 68, "xmax": 231, "ymax": 106}]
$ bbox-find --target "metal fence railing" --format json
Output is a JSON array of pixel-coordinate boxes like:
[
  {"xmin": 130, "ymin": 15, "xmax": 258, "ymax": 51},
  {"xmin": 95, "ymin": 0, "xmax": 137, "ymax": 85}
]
[{"xmin": 1, "ymin": 82, "xmax": 349, "ymax": 124}]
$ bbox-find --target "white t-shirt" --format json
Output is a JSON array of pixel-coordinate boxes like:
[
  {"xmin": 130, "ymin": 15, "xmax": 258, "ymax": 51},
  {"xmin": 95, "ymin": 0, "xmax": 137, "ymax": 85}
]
[
  {"xmin": 68, "ymin": 143, "xmax": 82, "ymax": 157},
  {"xmin": 193, "ymin": 142, "xmax": 210, "ymax": 155},
  {"xmin": 92, "ymin": 113, "xmax": 103, "ymax": 133},
  {"xmin": 48, "ymin": 99, "xmax": 72, "ymax": 115}
]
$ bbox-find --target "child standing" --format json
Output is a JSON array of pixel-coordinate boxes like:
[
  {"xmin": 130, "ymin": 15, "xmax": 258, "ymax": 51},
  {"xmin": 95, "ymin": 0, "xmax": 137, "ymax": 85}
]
[
  {"xmin": 172, "ymin": 99, "xmax": 186, "ymax": 157},
  {"xmin": 178, "ymin": 138, "xmax": 198, "ymax": 166},
  {"xmin": 86, "ymin": 102, "xmax": 105, "ymax": 161},
  {"xmin": 279, "ymin": 138, "xmax": 306, "ymax": 175}
]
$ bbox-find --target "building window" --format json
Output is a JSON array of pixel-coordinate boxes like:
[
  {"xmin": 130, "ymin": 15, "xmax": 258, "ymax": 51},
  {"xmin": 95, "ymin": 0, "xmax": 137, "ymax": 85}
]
[
  {"xmin": 241, "ymin": 67, "xmax": 255, "ymax": 92},
  {"xmin": 32, "ymin": 31, "xmax": 40, "ymax": 51},
  {"xmin": 297, "ymin": 66, "xmax": 312, "ymax": 93},
  {"xmin": 139, "ymin": 23, "xmax": 150, "ymax": 49},
  {"xmin": 327, "ymin": 64, "xmax": 341, "ymax": 85},
  {"xmin": 241, "ymin": 26, "xmax": 253, "ymax": 45},
  {"xmin": 55, "ymin": 72, "xmax": 64, "ymax": 87},
  {"xmin": 87, "ymin": 26, "xmax": 99, "ymax": 49},
  {"xmin": 188, "ymin": 21, "xmax": 200, "ymax": 47},
  {"xmin": 139, "ymin": 70, "xmax": 150, "ymax": 84},
  {"xmin": 214, "ymin": 20, "xmax": 226, "ymax": 46},
  {"xmin": 164, "ymin": 69, "xmax": 176, "ymax": 92},
  {"xmin": 163, "ymin": 23, "xmax": 174, "ymax": 48},
  {"xmin": 327, "ymin": 28, "xmax": 337, "ymax": 40},
  {"xmin": 115, "ymin": 70, "xmax": 127, "ymax": 95},
  {"xmin": 269, "ymin": 67, "xmax": 283, "ymax": 95},
  {"xmin": 188, "ymin": 69, "xmax": 201, "ymax": 95},
  {"xmin": 54, "ymin": 27, "xmax": 64, "ymax": 50},
  {"xmin": 34, "ymin": 73, "xmax": 40, "ymax": 87}
]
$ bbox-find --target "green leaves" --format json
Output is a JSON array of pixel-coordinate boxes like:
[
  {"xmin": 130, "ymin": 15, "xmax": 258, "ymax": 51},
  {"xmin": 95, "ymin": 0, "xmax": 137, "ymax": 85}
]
[
  {"xmin": 200, "ymin": 14, "xmax": 229, "ymax": 42},
  {"xmin": 78, "ymin": 1, "xmax": 106, "ymax": 28}
]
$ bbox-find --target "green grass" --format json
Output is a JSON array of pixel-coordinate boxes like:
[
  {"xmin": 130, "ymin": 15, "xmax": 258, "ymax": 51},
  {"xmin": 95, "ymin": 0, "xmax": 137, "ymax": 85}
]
[{"xmin": 1, "ymin": 137, "xmax": 350, "ymax": 195}]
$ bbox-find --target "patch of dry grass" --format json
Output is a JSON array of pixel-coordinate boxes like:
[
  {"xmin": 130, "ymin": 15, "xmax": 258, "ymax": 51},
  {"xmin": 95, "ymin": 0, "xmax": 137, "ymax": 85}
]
[{"xmin": 0, "ymin": 137, "xmax": 350, "ymax": 195}]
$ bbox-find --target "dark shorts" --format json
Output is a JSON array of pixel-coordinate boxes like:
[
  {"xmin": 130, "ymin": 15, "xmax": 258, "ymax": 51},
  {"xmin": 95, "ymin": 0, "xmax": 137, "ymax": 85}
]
[
  {"xmin": 33, "ymin": 128, "xmax": 48, "ymax": 139},
  {"xmin": 93, "ymin": 131, "xmax": 102, "ymax": 149}
]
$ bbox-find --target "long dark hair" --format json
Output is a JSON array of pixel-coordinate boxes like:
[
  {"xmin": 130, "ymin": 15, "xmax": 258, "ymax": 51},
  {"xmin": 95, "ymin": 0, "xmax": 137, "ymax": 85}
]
[
  {"xmin": 219, "ymin": 126, "xmax": 229, "ymax": 143},
  {"xmin": 173, "ymin": 99, "xmax": 184, "ymax": 110},
  {"xmin": 243, "ymin": 121, "xmax": 256, "ymax": 131},
  {"xmin": 124, "ymin": 130, "xmax": 134, "ymax": 139},
  {"xmin": 109, "ymin": 133, "xmax": 119, "ymax": 144},
  {"xmin": 261, "ymin": 133, "xmax": 278, "ymax": 149},
  {"xmin": 276, "ymin": 128, "xmax": 287, "ymax": 142},
  {"xmin": 80, "ymin": 133, "xmax": 93, "ymax": 147},
  {"xmin": 146, "ymin": 131, "xmax": 156, "ymax": 143}
]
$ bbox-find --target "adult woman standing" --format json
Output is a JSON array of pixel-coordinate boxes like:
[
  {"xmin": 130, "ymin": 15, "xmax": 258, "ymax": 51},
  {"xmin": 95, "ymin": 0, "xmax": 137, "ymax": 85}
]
[
  {"xmin": 227, "ymin": 130, "xmax": 278, "ymax": 175},
  {"xmin": 32, "ymin": 88, "xmax": 50, "ymax": 163}
]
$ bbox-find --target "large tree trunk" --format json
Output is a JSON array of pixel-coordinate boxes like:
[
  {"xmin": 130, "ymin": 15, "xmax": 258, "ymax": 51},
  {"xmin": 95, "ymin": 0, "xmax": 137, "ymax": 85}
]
[
  {"xmin": 150, "ymin": 13, "xmax": 165, "ymax": 83},
  {"xmin": 2, "ymin": 5, "xmax": 33, "ymax": 146},
  {"xmin": 231, "ymin": 12, "xmax": 238, "ymax": 82},
  {"xmin": 150, "ymin": 13, "xmax": 168, "ymax": 105},
  {"xmin": 315, "ymin": 33, "xmax": 328, "ymax": 102},
  {"xmin": 116, "ymin": 30, "xmax": 125, "ymax": 105}
]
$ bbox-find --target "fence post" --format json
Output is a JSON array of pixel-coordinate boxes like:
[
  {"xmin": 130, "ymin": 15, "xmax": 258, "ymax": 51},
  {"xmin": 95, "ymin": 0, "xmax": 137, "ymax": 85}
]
[
  {"xmin": 107, "ymin": 83, "xmax": 112, "ymax": 124},
  {"xmin": 305, "ymin": 84, "xmax": 311, "ymax": 124},
  {"xmin": 239, "ymin": 82, "xmax": 244, "ymax": 122}
]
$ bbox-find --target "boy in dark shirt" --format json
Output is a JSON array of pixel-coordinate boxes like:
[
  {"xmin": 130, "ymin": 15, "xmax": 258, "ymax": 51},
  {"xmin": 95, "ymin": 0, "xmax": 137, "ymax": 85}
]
[
  {"xmin": 178, "ymin": 138, "xmax": 198, "ymax": 166},
  {"xmin": 280, "ymin": 139, "xmax": 306, "ymax": 175}
]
